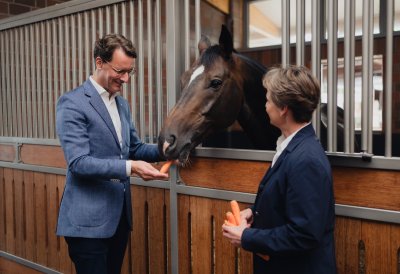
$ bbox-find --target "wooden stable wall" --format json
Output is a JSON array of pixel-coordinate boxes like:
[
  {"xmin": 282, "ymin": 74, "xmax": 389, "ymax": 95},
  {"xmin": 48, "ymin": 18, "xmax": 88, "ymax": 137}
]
[{"xmin": 1, "ymin": 145, "xmax": 400, "ymax": 273}]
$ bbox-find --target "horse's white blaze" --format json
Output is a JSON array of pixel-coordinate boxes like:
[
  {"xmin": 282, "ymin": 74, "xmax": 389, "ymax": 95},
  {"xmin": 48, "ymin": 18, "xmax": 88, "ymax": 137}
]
[
  {"xmin": 163, "ymin": 140, "xmax": 170, "ymax": 154},
  {"xmin": 188, "ymin": 65, "xmax": 204, "ymax": 86}
]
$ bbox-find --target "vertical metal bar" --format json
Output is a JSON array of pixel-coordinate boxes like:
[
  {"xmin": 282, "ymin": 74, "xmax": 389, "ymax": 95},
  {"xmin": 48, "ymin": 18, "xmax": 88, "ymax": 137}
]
[
  {"xmin": 59, "ymin": 17, "xmax": 65, "ymax": 95},
  {"xmin": 344, "ymin": 0, "xmax": 355, "ymax": 153},
  {"xmin": 71, "ymin": 15, "xmax": 77, "ymax": 88},
  {"xmin": 155, "ymin": 0, "xmax": 163, "ymax": 133},
  {"xmin": 296, "ymin": 0, "xmax": 305, "ymax": 66},
  {"xmin": 113, "ymin": 4, "xmax": 119, "ymax": 33},
  {"xmin": 129, "ymin": 0, "xmax": 138, "ymax": 128},
  {"xmin": 10, "ymin": 30, "xmax": 17, "ymax": 136},
  {"xmin": 5, "ymin": 30, "xmax": 13, "ymax": 136},
  {"xmin": 121, "ymin": 2, "xmax": 127, "ymax": 37},
  {"xmin": 25, "ymin": 26, "xmax": 32, "ymax": 137},
  {"xmin": 166, "ymin": 0, "xmax": 182, "ymax": 271},
  {"xmin": 28, "ymin": 24, "xmax": 38, "ymax": 138},
  {"xmin": 36, "ymin": 24, "xmax": 42, "ymax": 138},
  {"xmin": 78, "ymin": 12, "xmax": 83, "ymax": 85},
  {"xmin": 20, "ymin": 28, "xmax": 27, "ymax": 137},
  {"xmin": 362, "ymin": 0, "xmax": 371, "ymax": 153},
  {"xmin": 311, "ymin": 0, "xmax": 321, "ymax": 137},
  {"xmin": 65, "ymin": 16, "xmax": 71, "ymax": 91},
  {"xmin": 195, "ymin": 0, "xmax": 201, "ymax": 59},
  {"xmin": 84, "ymin": 11, "xmax": 90, "ymax": 81},
  {"xmin": 184, "ymin": 0, "xmax": 190, "ymax": 69},
  {"xmin": 0, "ymin": 31, "xmax": 4, "ymax": 136},
  {"xmin": 147, "ymin": 0, "xmax": 154, "ymax": 143},
  {"xmin": 99, "ymin": 8, "xmax": 104, "ymax": 37},
  {"xmin": 368, "ymin": 0, "xmax": 374, "ymax": 153},
  {"xmin": 41, "ymin": 22, "xmax": 48, "ymax": 139},
  {"xmin": 327, "ymin": 0, "xmax": 338, "ymax": 152},
  {"xmin": 15, "ymin": 28, "xmax": 22, "ymax": 137},
  {"xmin": 138, "ymin": 0, "xmax": 145, "ymax": 140},
  {"xmin": 385, "ymin": 0, "xmax": 393, "ymax": 157},
  {"xmin": 47, "ymin": 21, "xmax": 54, "ymax": 139},
  {"xmin": 91, "ymin": 10, "xmax": 96, "ymax": 72},
  {"xmin": 282, "ymin": 0, "xmax": 290, "ymax": 66},
  {"xmin": 106, "ymin": 5, "xmax": 111, "ymax": 34},
  {"xmin": 52, "ymin": 20, "xmax": 58, "ymax": 139}
]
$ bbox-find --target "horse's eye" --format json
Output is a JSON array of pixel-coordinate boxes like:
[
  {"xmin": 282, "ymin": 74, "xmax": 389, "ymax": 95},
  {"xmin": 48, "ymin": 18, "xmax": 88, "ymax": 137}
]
[{"xmin": 210, "ymin": 79, "xmax": 222, "ymax": 89}]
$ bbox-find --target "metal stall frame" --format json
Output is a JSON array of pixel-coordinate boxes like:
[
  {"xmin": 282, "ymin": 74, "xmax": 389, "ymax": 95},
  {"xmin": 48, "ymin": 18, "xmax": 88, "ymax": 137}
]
[{"xmin": 1, "ymin": 0, "xmax": 400, "ymax": 273}]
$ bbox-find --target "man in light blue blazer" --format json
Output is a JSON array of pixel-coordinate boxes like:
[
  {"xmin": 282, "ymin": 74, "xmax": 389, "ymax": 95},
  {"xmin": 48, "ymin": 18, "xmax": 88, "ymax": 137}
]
[{"xmin": 56, "ymin": 34, "xmax": 168, "ymax": 274}]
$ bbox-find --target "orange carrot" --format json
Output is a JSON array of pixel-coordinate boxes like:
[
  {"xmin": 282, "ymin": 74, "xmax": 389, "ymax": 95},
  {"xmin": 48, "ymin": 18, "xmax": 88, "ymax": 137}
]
[
  {"xmin": 160, "ymin": 160, "xmax": 173, "ymax": 174},
  {"xmin": 230, "ymin": 200, "xmax": 241, "ymax": 226},
  {"xmin": 257, "ymin": 253, "xmax": 270, "ymax": 261},
  {"xmin": 226, "ymin": 211, "xmax": 237, "ymax": 226},
  {"xmin": 224, "ymin": 220, "xmax": 236, "ymax": 226}
]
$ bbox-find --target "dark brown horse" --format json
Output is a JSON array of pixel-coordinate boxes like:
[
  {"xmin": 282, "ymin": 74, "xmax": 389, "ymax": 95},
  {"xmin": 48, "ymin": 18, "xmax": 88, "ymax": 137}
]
[{"xmin": 158, "ymin": 25, "xmax": 280, "ymax": 163}]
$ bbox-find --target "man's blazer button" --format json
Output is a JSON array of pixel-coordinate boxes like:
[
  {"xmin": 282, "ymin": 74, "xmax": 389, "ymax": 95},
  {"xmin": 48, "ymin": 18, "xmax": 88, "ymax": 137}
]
[{"xmin": 255, "ymin": 211, "xmax": 260, "ymax": 216}]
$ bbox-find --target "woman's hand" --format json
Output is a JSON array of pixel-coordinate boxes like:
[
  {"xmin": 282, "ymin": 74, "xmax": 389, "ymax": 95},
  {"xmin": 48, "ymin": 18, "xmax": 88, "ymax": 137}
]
[
  {"xmin": 241, "ymin": 208, "xmax": 254, "ymax": 225},
  {"xmin": 222, "ymin": 219, "xmax": 248, "ymax": 247}
]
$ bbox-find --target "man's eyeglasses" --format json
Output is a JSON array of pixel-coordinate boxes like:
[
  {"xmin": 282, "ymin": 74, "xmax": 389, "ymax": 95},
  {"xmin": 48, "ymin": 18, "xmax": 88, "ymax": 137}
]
[{"xmin": 105, "ymin": 61, "xmax": 136, "ymax": 76}]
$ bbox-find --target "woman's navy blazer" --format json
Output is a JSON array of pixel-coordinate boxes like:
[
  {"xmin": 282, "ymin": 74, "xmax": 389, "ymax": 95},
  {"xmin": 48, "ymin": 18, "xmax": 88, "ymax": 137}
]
[{"xmin": 241, "ymin": 124, "xmax": 337, "ymax": 274}]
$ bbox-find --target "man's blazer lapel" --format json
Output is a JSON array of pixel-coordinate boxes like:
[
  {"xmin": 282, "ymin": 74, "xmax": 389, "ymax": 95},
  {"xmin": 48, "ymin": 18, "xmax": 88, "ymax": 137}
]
[{"xmin": 83, "ymin": 80, "xmax": 121, "ymax": 148}]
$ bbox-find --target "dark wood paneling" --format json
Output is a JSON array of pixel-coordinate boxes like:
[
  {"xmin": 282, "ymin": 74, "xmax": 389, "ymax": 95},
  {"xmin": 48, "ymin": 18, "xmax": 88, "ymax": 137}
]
[
  {"xmin": 20, "ymin": 144, "xmax": 66, "ymax": 168},
  {"xmin": 180, "ymin": 157, "xmax": 268, "ymax": 193},
  {"xmin": 333, "ymin": 167, "xmax": 400, "ymax": 211},
  {"xmin": 335, "ymin": 217, "xmax": 361, "ymax": 274},
  {"xmin": 0, "ymin": 256, "xmax": 43, "ymax": 274}
]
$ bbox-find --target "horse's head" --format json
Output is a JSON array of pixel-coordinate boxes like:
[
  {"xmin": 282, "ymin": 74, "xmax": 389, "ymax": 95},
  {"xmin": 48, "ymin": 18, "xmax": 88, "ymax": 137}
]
[{"xmin": 158, "ymin": 25, "xmax": 245, "ymax": 163}]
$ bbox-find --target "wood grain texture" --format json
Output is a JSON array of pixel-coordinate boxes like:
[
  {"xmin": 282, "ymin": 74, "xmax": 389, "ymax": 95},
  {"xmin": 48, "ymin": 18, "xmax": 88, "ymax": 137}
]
[
  {"xmin": 335, "ymin": 217, "xmax": 361, "ymax": 274},
  {"xmin": 0, "ymin": 256, "xmax": 43, "ymax": 274},
  {"xmin": 333, "ymin": 167, "xmax": 400, "ymax": 210},
  {"xmin": 179, "ymin": 157, "xmax": 268, "ymax": 193},
  {"xmin": 20, "ymin": 144, "xmax": 66, "ymax": 168},
  {"xmin": 0, "ymin": 144, "xmax": 15, "ymax": 162},
  {"xmin": 131, "ymin": 185, "xmax": 148, "ymax": 274},
  {"xmin": 0, "ymin": 168, "xmax": 5, "ymax": 252},
  {"xmin": 362, "ymin": 221, "xmax": 392, "ymax": 274}
]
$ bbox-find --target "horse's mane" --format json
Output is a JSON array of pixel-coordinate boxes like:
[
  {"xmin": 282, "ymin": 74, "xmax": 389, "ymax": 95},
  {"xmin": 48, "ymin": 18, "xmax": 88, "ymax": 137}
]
[{"xmin": 236, "ymin": 53, "xmax": 267, "ymax": 75}]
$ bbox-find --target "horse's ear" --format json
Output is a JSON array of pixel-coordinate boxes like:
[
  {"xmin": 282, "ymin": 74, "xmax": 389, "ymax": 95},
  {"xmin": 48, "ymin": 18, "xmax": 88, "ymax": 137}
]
[
  {"xmin": 219, "ymin": 25, "xmax": 233, "ymax": 59},
  {"xmin": 198, "ymin": 35, "xmax": 211, "ymax": 55}
]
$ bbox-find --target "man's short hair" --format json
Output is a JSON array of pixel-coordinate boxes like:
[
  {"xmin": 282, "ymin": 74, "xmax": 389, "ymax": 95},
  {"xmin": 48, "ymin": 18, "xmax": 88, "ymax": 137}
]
[{"xmin": 93, "ymin": 34, "xmax": 137, "ymax": 62}]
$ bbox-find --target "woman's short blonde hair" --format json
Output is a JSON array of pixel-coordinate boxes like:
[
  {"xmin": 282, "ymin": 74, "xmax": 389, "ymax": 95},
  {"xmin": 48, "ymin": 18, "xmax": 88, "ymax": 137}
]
[{"xmin": 263, "ymin": 65, "xmax": 320, "ymax": 123}]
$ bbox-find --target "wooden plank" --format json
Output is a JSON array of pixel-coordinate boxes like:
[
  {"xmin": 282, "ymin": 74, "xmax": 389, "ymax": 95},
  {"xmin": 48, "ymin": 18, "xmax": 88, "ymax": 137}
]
[
  {"xmin": 213, "ymin": 199, "xmax": 236, "ymax": 274},
  {"xmin": 56, "ymin": 174, "xmax": 74, "ymax": 274},
  {"xmin": 131, "ymin": 185, "xmax": 147, "ymax": 273},
  {"xmin": 23, "ymin": 171, "xmax": 35, "ymax": 262},
  {"xmin": 362, "ymin": 221, "xmax": 391, "ymax": 274},
  {"xmin": 20, "ymin": 144, "xmax": 66, "ymax": 168},
  {"xmin": 0, "ymin": 256, "xmax": 44, "ymax": 274},
  {"xmin": 46, "ymin": 174, "xmax": 59, "ymax": 270},
  {"xmin": 333, "ymin": 167, "xmax": 400, "ymax": 210},
  {"xmin": 390, "ymin": 224, "xmax": 400, "ymax": 274},
  {"xmin": 180, "ymin": 158, "xmax": 268, "ymax": 193},
  {"xmin": 33, "ymin": 172, "xmax": 47, "ymax": 266},
  {"xmin": 0, "ymin": 143, "xmax": 16, "ymax": 162},
  {"xmin": 190, "ymin": 196, "xmax": 212, "ymax": 274},
  {"xmin": 13, "ymin": 169, "xmax": 24, "ymax": 258},
  {"xmin": 178, "ymin": 195, "xmax": 191, "ymax": 274},
  {"xmin": 0, "ymin": 167, "xmax": 5, "ymax": 251},
  {"xmin": 4, "ymin": 168, "xmax": 15, "ymax": 254},
  {"xmin": 335, "ymin": 216, "xmax": 361, "ymax": 274},
  {"xmin": 165, "ymin": 190, "xmax": 171, "ymax": 274},
  {"xmin": 147, "ymin": 187, "xmax": 166, "ymax": 274}
]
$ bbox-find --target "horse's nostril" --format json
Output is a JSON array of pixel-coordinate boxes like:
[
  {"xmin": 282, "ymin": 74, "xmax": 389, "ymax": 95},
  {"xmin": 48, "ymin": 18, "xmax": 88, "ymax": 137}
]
[{"xmin": 167, "ymin": 134, "xmax": 176, "ymax": 147}]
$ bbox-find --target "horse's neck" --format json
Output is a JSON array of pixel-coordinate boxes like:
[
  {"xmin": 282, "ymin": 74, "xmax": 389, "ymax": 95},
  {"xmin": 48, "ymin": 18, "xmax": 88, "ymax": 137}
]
[{"xmin": 236, "ymin": 54, "xmax": 280, "ymax": 150}]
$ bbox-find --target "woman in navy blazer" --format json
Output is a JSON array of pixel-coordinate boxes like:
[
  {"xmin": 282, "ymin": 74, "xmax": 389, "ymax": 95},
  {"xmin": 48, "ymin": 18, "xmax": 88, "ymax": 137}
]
[{"xmin": 222, "ymin": 65, "xmax": 336, "ymax": 274}]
